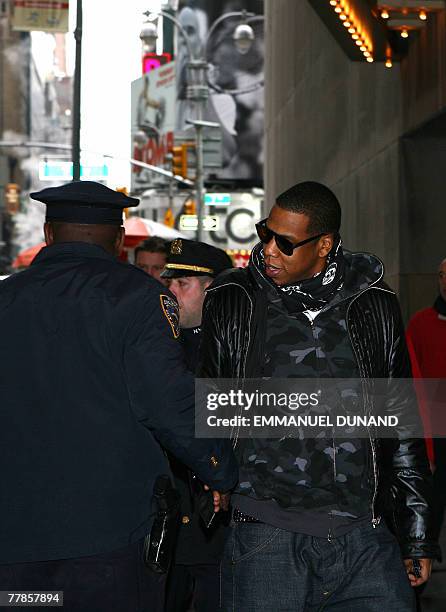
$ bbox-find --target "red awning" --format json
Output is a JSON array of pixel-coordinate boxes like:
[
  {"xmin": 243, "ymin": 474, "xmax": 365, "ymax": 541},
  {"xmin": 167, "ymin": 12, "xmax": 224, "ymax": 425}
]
[{"xmin": 12, "ymin": 242, "xmax": 46, "ymax": 269}]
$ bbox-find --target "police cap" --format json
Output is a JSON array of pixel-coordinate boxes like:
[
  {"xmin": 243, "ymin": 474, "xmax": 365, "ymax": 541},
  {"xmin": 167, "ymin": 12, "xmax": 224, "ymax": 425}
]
[
  {"xmin": 161, "ymin": 239, "xmax": 233, "ymax": 279},
  {"xmin": 30, "ymin": 181, "xmax": 139, "ymax": 225}
]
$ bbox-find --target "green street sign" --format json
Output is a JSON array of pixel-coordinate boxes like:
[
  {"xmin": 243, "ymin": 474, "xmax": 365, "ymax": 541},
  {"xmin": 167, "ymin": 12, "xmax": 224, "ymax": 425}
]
[
  {"xmin": 204, "ymin": 193, "xmax": 231, "ymax": 206},
  {"xmin": 39, "ymin": 161, "xmax": 109, "ymax": 181}
]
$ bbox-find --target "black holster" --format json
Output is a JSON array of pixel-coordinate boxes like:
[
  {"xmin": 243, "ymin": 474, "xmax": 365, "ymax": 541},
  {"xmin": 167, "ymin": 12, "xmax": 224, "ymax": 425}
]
[{"xmin": 143, "ymin": 475, "xmax": 180, "ymax": 574}]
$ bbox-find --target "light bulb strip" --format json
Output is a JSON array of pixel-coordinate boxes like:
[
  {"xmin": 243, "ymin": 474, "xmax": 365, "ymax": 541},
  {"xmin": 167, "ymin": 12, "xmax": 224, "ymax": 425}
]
[{"xmin": 329, "ymin": 0, "xmax": 374, "ymax": 63}]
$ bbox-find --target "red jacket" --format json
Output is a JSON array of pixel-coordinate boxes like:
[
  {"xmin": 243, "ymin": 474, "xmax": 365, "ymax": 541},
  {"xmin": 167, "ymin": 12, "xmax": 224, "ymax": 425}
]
[
  {"xmin": 407, "ymin": 307, "xmax": 446, "ymax": 378},
  {"xmin": 407, "ymin": 306, "xmax": 446, "ymax": 463}
]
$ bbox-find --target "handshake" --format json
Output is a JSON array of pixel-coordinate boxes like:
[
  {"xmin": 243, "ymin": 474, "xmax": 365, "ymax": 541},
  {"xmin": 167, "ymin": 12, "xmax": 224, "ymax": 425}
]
[
  {"xmin": 189, "ymin": 473, "xmax": 231, "ymax": 529},
  {"xmin": 203, "ymin": 485, "xmax": 231, "ymax": 513}
]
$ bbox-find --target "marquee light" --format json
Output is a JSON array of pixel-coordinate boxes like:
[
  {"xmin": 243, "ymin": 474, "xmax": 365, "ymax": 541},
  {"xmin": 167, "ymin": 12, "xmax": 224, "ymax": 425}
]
[
  {"xmin": 328, "ymin": 0, "xmax": 374, "ymax": 63},
  {"xmin": 376, "ymin": 1, "xmax": 444, "ymax": 37}
]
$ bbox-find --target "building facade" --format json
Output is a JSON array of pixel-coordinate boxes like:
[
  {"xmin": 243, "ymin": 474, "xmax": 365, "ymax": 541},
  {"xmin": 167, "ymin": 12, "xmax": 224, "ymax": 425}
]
[
  {"xmin": 0, "ymin": 0, "xmax": 72, "ymax": 263},
  {"xmin": 265, "ymin": 0, "xmax": 446, "ymax": 319}
]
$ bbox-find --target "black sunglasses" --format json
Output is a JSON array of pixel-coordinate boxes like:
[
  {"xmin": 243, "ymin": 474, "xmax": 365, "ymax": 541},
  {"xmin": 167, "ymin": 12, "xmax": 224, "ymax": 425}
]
[{"xmin": 255, "ymin": 219, "xmax": 325, "ymax": 257}]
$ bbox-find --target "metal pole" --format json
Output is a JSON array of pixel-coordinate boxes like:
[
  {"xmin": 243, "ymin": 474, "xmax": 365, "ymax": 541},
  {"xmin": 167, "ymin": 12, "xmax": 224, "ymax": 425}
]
[
  {"xmin": 185, "ymin": 119, "xmax": 219, "ymax": 241},
  {"xmin": 195, "ymin": 123, "xmax": 204, "ymax": 241},
  {"xmin": 72, "ymin": 0, "xmax": 82, "ymax": 181}
]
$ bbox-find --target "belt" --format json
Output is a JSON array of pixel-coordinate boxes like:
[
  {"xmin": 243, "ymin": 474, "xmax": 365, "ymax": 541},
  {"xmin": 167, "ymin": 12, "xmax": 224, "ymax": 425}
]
[{"xmin": 233, "ymin": 508, "xmax": 263, "ymax": 523}]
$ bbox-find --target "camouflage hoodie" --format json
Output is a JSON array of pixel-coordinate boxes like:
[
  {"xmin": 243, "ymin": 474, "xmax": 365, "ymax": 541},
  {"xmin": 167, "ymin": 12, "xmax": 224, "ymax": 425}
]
[{"xmin": 232, "ymin": 244, "xmax": 384, "ymax": 536}]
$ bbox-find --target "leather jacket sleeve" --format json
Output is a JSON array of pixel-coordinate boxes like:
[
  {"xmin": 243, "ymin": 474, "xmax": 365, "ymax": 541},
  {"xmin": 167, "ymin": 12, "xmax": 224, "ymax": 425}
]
[
  {"xmin": 366, "ymin": 289, "xmax": 441, "ymax": 560},
  {"xmin": 197, "ymin": 287, "xmax": 232, "ymax": 379},
  {"xmin": 388, "ymin": 297, "xmax": 440, "ymax": 559},
  {"xmin": 197, "ymin": 282, "xmax": 252, "ymax": 380}
]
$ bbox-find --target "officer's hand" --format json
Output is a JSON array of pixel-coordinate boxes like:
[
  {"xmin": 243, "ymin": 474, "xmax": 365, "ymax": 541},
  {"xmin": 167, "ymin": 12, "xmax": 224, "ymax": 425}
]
[
  {"xmin": 204, "ymin": 485, "xmax": 231, "ymax": 512},
  {"xmin": 404, "ymin": 558, "xmax": 432, "ymax": 587}
]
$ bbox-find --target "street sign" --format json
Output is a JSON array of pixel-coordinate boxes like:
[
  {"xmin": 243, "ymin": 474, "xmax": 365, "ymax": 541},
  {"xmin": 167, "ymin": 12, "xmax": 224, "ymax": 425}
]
[
  {"xmin": 179, "ymin": 215, "xmax": 220, "ymax": 232},
  {"xmin": 204, "ymin": 193, "xmax": 231, "ymax": 206},
  {"xmin": 38, "ymin": 161, "xmax": 109, "ymax": 181},
  {"xmin": 203, "ymin": 216, "xmax": 220, "ymax": 231},
  {"xmin": 179, "ymin": 215, "xmax": 198, "ymax": 231}
]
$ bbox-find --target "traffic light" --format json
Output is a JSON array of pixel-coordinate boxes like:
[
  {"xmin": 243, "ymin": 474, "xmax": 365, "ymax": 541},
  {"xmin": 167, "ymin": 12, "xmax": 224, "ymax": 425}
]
[
  {"xmin": 171, "ymin": 145, "xmax": 187, "ymax": 179},
  {"xmin": 4, "ymin": 183, "xmax": 20, "ymax": 215},
  {"xmin": 170, "ymin": 143, "xmax": 195, "ymax": 180},
  {"xmin": 164, "ymin": 207, "xmax": 175, "ymax": 228},
  {"xmin": 116, "ymin": 187, "xmax": 129, "ymax": 217},
  {"xmin": 183, "ymin": 200, "xmax": 196, "ymax": 215},
  {"xmin": 115, "ymin": 187, "xmax": 128, "ymax": 195}
]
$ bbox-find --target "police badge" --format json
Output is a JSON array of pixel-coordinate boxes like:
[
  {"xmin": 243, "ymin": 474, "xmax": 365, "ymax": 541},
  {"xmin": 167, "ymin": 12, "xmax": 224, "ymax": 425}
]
[
  {"xmin": 160, "ymin": 295, "xmax": 180, "ymax": 339},
  {"xmin": 170, "ymin": 239, "xmax": 182, "ymax": 255}
]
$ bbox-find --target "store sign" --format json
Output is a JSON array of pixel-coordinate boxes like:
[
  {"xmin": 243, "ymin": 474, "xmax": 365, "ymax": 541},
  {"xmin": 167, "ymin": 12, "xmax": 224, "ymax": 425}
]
[{"xmin": 12, "ymin": 0, "xmax": 69, "ymax": 33}]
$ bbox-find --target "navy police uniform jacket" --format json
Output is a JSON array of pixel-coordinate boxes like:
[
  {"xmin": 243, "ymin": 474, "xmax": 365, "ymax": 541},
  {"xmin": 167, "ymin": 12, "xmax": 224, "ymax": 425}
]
[{"xmin": 0, "ymin": 242, "xmax": 237, "ymax": 563}]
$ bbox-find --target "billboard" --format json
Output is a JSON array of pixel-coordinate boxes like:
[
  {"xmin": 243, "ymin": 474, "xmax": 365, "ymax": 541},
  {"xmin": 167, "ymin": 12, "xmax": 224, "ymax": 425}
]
[
  {"xmin": 12, "ymin": 0, "xmax": 69, "ymax": 32},
  {"xmin": 131, "ymin": 61, "xmax": 176, "ymax": 191},
  {"xmin": 176, "ymin": 0, "xmax": 264, "ymax": 186}
]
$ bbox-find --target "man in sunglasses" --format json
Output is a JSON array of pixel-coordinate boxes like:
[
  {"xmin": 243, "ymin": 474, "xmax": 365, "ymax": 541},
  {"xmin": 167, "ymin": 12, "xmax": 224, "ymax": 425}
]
[{"xmin": 198, "ymin": 181, "xmax": 439, "ymax": 611}]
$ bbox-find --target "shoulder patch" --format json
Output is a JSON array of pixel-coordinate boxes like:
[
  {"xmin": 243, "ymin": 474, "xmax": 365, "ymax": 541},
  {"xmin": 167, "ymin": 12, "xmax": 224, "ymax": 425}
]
[{"xmin": 160, "ymin": 294, "xmax": 180, "ymax": 339}]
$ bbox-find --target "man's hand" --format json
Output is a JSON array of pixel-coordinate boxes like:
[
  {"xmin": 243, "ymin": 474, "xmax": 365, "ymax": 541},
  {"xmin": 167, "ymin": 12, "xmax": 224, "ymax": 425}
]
[
  {"xmin": 204, "ymin": 485, "xmax": 231, "ymax": 512},
  {"xmin": 404, "ymin": 558, "xmax": 432, "ymax": 587}
]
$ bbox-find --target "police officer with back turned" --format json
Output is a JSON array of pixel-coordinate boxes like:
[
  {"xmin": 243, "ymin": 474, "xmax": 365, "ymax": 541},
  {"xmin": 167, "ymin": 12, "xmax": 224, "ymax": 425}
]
[{"xmin": 0, "ymin": 181, "xmax": 237, "ymax": 612}]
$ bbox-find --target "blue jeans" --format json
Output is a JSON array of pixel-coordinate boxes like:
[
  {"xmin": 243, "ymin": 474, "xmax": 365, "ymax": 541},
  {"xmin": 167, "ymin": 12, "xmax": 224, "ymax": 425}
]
[{"xmin": 221, "ymin": 520, "xmax": 415, "ymax": 612}]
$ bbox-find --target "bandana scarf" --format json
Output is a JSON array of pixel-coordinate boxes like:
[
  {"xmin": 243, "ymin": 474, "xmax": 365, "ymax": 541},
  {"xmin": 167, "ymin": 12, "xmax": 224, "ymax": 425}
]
[{"xmin": 254, "ymin": 234, "xmax": 346, "ymax": 313}]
